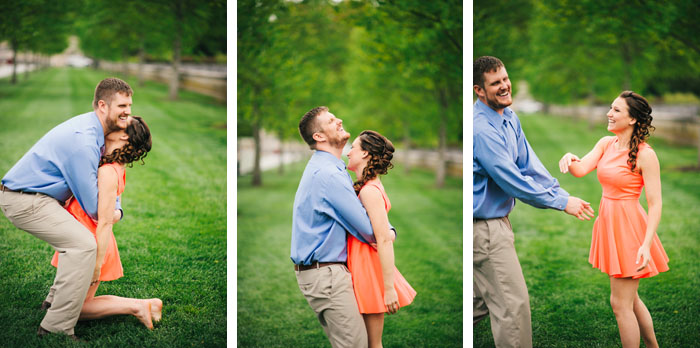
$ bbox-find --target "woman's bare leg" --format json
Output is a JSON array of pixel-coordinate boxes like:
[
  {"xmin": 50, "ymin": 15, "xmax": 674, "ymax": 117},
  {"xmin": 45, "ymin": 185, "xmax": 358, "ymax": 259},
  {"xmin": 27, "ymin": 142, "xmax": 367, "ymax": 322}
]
[
  {"xmin": 79, "ymin": 281, "xmax": 155, "ymax": 329},
  {"xmin": 633, "ymin": 294, "xmax": 659, "ymax": 348},
  {"xmin": 363, "ymin": 313, "xmax": 385, "ymax": 348},
  {"xmin": 609, "ymin": 277, "xmax": 640, "ymax": 348}
]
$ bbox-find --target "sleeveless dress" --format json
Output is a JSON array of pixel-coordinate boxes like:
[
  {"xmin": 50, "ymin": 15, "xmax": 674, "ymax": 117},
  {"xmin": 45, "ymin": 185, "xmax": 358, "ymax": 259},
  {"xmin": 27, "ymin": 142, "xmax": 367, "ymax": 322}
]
[
  {"xmin": 50, "ymin": 163, "xmax": 125, "ymax": 281},
  {"xmin": 588, "ymin": 137, "xmax": 669, "ymax": 279},
  {"xmin": 347, "ymin": 180, "xmax": 417, "ymax": 314}
]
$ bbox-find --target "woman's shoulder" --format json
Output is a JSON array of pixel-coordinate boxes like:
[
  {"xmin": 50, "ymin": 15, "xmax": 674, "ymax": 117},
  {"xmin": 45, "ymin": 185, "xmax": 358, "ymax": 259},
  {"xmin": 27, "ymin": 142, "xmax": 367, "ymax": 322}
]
[{"xmin": 359, "ymin": 179, "xmax": 386, "ymax": 197}]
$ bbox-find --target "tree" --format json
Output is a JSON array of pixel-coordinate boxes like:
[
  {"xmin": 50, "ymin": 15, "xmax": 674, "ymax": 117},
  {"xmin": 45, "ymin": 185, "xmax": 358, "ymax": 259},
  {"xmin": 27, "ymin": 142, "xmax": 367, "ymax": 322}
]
[{"xmin": 350, "ymin": 0, "xmax": 463, "ymax": 187}]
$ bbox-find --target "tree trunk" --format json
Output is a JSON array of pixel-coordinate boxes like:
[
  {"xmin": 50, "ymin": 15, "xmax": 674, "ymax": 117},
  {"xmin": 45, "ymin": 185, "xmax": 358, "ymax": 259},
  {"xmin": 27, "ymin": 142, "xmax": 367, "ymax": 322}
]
[
  {"xmin": 252, "ymin": 94, "xmax": 262, "ymax": 186},
  {"xmin": 403, "ymin": 122, "xmax": 412, "ymax": 174},
  {"xmin": 138, "ymin": 38, "xmax": 145, "ymax": 87},
  {"xmin": 10, "ymin": 39, "xmax": 18, "ymax": 85},
  {"xmin": 24, "ymin": 52, "xmax": 31, "ymax": 80},
  {"xmin": 435, "ymin": 86, "xmax": 448, "ymax": 188},
  {"xmin": 622, "ymin": 43, "xmax": 632, "ymax": 91},
  {"xmin": 169, "ymin": 0, "xmax": 183, "ymax": 101},
  {"xmin": 278, "ymin": 130, "xmax": 285, "ymax": 175}
]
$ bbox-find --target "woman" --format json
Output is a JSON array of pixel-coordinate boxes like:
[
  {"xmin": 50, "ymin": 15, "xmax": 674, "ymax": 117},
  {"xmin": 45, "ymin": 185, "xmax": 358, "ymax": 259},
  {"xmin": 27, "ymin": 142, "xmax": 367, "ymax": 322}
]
[
  {"xmin": 346, "ymin": 130, "xmax": 416, "ymax": 348},
  {"xmin": 559, "ymin": 91, "xmax": 668, "ymax": 348},
  {"xmin": 47, "ymin": 116, "xmax": 161, "ymax": 329}
]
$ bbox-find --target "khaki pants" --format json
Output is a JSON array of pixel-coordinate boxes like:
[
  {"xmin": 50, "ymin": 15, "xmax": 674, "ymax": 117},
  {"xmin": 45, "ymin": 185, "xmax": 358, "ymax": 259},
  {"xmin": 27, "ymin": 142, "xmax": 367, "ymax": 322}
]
[
  {"xmin": 473, "ymin": 217, "xmax": 532, "ymax": 348},
  {"xmin": 0, "ymin": 190, "xmax": 95, "ymax": 335},
  {"xmin": 295, "ymin": 264, "xmax": 367, "ymax": 348}
]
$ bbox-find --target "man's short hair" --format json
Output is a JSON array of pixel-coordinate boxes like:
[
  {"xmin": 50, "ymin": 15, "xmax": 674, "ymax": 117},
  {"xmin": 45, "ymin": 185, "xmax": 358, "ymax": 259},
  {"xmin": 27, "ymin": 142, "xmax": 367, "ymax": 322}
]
[
  {"xmin": 299, "ymin": 106, "xmax": 328, "ymax": 150},
  {"xmin": 93, "ymin": 78, "xmax": 133, "ymax": 109},
  {"xmin": 474, "ymin": 56, "xmax": 504, "ymax": 89}
]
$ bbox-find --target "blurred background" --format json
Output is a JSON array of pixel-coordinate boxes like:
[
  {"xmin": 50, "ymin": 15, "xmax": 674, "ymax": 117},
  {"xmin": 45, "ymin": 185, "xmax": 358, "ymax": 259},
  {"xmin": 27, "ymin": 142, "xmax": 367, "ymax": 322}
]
[
  {"xmin": 475, "ymin": 0, "xmax": 700, "ymax": 158},
  {"xmin": 474, "ymin": 1, "xmax": 700, "ymax": 347},
  {"xmin": 237, "ymin": 1, "xmax": 464, "ymax": 347},
  {"xmin": 0, "ymin": 0, "xmax": 226, "ymax": 101},
  {"xmin": 237, "ymin": 0, "xmax": 463, "ymax": 188}
]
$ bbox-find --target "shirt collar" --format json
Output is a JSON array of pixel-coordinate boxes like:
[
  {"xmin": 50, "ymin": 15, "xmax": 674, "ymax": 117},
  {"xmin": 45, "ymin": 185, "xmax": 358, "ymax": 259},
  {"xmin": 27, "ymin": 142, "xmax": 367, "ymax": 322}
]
[
  {"xmin": 90, "ymin": 111, "xmax": 106, "ymax": 149},
  {"xmin": 475, "ymin": 99, "xmax": 515, "ymax": 128},
  {"xmin": 314, "ymin": 150, "xmax": 347, "ymax": 170}
]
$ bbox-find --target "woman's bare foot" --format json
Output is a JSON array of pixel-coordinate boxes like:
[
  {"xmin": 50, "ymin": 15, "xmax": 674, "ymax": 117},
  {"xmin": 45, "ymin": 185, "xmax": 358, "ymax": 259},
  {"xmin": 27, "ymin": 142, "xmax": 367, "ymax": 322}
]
[
  {"xmin": 134, "ymin": 300, "xmax": 154, "ymax": 330},
  {"xmin": 149, "ymin": 298, "xmax": 163, "ymax": 323}
]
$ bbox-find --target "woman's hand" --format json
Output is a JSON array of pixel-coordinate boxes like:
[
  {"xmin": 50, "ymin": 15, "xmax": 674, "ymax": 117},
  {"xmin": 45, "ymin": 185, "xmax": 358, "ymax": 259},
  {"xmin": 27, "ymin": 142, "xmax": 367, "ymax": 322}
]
[
  {"xmin": 559, "ymin": 153, "xmax": 580, "ymax": 174},
  {"xmin": 384, "ymin": 288, "xmax": 400, "ymax": 314},
  {"xmin": 91, "ymin": 266, "xmax": 101, "ymax": 286},
  {"xmin": 636, "ymin": 244, "xmax": 651, "ymax": 272}
]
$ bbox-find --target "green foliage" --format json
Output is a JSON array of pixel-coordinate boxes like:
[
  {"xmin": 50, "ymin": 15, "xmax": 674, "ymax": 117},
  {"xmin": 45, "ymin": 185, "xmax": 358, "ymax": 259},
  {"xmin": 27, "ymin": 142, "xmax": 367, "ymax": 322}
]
[
  {"xmin": 237, "ymin": 0, "xmax": 463, "ymax": 148},
  {"xmin": 0, "ymin": 68, "xmax": 226, "ymax": 347},
  {"xmin": 238, "ymin": 161, "xmax": 463, "ymax": 347},
  {"xmin": 475, "ymin": 0, "xmax": 700, "ymax": 103},
  {"xmin": 473, "ymin": 113, "xmax": 700, "ymax": 347}
]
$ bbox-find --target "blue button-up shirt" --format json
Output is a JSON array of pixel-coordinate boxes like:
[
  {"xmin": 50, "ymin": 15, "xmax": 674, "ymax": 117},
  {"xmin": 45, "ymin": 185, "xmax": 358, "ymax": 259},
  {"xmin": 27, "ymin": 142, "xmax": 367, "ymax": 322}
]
[
  {"xmin": 473, "ymin": 99, "xmax": 569, "ymax": 219},
  {"xmin": 291, "ymin": 150, "xmax": 376, "ymax": 265},
  {"xmin": 2, "ymin": 112, "xmax": 104, "ymax": 219}
]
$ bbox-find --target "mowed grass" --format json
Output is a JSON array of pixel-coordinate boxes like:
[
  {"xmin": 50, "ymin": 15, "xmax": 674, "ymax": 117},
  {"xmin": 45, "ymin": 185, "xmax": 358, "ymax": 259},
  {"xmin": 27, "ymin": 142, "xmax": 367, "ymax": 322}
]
[
  {"xmin": 474, "ymin": 113, "xmax": 700, "ymax": 347},
  {"xmin": 0, "ymin": 68, "xmax": 226, "ymax": 347},
  {"xmin": 237, "ymin": 161, "xmax": 463, "ymax": 347}
]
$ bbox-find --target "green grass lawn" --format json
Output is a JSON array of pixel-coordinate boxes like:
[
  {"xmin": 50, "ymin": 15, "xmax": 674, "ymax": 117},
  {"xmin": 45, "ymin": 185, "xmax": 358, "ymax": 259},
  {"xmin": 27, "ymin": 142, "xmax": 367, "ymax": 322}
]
[
  {"xmin": 0, "ymin": 68, "xmax": 226, "ymax": 347},
  {"xmin": 237, "ymin": 161, "xmax": 463, "ymax": 347},
  {"xmin": 474, "ymin": 113, "xmax": 700, "ymax": 347}
]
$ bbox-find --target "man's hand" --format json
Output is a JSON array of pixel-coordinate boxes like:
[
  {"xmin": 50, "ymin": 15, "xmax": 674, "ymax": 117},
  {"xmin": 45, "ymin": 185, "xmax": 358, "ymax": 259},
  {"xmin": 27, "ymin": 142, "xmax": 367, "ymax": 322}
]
[
  {"xmin": 90, "ymin": 266, "xmax": 101, "ymax": 286},
  {"xmin": 564, "ymin": 196, "xmax": 595, "ymax": 220}
]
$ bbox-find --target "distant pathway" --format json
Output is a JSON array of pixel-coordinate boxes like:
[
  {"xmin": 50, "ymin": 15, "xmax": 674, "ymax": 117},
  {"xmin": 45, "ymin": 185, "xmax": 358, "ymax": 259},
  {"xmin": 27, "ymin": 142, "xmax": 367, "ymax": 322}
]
[{"xmin": 0, "ymin": 64, "xmax": 37, "ymax": 79}]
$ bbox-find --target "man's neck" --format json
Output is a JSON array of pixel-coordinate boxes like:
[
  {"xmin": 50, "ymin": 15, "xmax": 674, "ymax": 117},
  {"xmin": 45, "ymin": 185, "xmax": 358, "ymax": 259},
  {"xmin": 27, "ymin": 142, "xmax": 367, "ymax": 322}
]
[
  {"xmin": 478, "ymin": 97, "xmax": 505, "ymax": 115},
  {"xmin": 94, "ymin": 109, "xmax": 110, "ymax": 136},
  {"xmin": 316, "ymin": 144, "xmax": 344, "ymax": 159}
]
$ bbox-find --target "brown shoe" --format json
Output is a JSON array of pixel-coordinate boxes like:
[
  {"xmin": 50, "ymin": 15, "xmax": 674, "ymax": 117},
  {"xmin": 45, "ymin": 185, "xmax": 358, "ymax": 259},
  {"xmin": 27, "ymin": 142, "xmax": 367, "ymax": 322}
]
[
  {"xmin": 40, "ymin": 301, "xmax": 51, "ymax": 310},
  {"xmin": 37, "ymin": 326, "xmax": 82, "ymax": 342}
]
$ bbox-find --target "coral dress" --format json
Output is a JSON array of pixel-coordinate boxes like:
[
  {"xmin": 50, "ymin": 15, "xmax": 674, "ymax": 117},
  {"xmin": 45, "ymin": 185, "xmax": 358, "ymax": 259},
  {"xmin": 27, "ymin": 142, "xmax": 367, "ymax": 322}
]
[
  {"xmin": 51, "ymin": 163, "xmax": 125, "ymax": 281},
  {"xmin": 347, "ymin": 180, "xmax": 416, "ymax": 314},
  {"xmin": 589, "ymin": 137, "xmax": 669, "ymax": 279}
]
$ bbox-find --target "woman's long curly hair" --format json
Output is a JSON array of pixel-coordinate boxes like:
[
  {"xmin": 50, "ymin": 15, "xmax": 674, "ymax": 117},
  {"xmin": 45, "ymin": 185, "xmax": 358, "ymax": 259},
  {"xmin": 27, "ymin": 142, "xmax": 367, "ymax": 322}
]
[
  {"xmin": 619, "ymin": 91, "xmax": 654, "ymax": 172},
  {"xmin": 352, "ymin": 130, "xmax": 395, "ymax": 194},
  {"xmin": 100, "ymin": 115, "xmax": 152, "ymax": 166}
]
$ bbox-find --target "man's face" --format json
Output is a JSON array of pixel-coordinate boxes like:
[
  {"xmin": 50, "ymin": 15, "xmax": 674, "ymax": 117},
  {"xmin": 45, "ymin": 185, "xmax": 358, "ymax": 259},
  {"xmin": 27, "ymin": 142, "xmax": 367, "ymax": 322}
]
[
  {"xmin": 474, "ymin": 67, "xmax": 512, "ymax": 112},
  {"xmin": 103, "ymin": 92, "xmax": 132, "ymax": 132},
  {"xmin": 315, "ymin": 111, "xmax": 350, "ymax": 149}
]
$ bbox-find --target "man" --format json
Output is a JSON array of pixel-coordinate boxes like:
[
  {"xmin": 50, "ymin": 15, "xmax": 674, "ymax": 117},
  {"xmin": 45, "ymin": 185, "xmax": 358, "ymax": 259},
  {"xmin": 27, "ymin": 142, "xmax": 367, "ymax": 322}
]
[
  {"xmin": 0, "ymin": 77, "xmax": 133, "ymax": 340},
  {"xmin": 292, "ymin": 106, "xmax": 391, "ymax": 348},
  {"xmin": 473, "ymin": 56, "xmax": 595, "ymax": 348}
]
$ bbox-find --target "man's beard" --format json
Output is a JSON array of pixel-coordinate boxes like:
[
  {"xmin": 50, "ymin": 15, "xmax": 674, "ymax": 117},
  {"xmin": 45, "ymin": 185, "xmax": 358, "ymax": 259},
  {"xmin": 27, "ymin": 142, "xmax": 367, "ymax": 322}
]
[
  {"xmin": 327, "ymin": 132, "xmax": 349, "ymax": 149},
  {"xmin": 486, "ymin": 92, "xmax": 512, "ymax": 111},
  {"xmin": 105, "ymin": 107, "xmax": 125, "ymax": 133}
]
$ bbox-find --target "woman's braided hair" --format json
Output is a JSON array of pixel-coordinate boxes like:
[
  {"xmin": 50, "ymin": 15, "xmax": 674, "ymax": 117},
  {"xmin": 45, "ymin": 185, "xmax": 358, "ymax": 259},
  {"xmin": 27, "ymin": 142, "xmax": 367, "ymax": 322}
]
[
  {"xmin": 619, "ymin": 91, "xmax": 654, "ymax": 173},
  {"xmin": 352, "ymin": 130, "xmax": 395, "ymax": 194},
  {"xmin": 100, "ymin": 115, "xmax": 152, "ymax": 166}
]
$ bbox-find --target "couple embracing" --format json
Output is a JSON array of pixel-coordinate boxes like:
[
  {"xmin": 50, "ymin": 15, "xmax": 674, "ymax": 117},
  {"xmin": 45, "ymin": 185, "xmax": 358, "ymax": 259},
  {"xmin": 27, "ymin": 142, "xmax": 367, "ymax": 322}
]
[
  {"xmin": 473, "ymin": 56, "xmax": 669, "ymax": 348},
  {"xmin": 291, "ymin": 106, "xmax": 417, "ymax": 348},
  {"xmin": 0, "ymin": 78, "xmax": 160, "ymax": 341}
]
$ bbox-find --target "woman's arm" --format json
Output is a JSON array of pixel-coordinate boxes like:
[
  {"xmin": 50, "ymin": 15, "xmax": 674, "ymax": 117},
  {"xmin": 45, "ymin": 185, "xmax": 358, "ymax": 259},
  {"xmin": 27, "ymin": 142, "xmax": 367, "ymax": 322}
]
[
  {"xmin": 636, "ymin": 148, "xmax": 662, "ymax": 271},
  {"xmin": 92, "ymin": 166, "xmax": 119, "ymax": 284},
  {"xmin": 559, "ymin": 136, "xmax": 609, "ymax": 177},
  {"xmin": 359, "ymin": 185, "xmax": 399, "ymax": 314}
]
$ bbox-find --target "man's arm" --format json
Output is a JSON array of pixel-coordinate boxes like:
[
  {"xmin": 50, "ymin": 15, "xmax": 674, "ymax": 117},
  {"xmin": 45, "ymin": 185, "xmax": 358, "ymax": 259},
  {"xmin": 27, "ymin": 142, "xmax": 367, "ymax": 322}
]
[
  {"xmin": 475, "ymin": 129, "xmax": 569, "ymax": 210},
  {"xmin": 324, "ymin": 171, "xmax": 377, "ymax": 244},
  {"xmin": 63, "ymin": 144, "xmax": 101, "ymax": 219}
]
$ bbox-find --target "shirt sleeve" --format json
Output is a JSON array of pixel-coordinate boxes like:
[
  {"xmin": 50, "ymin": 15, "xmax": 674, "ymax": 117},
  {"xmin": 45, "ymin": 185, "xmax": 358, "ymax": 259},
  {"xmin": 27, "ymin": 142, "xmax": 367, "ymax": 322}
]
[
  {"xmin": 63, "ymin": 144, "xmax": 100, "ymax": 219},
  {"xmin": 324, "ymin": 171, "xmax": 377, "ymax": 244},
  {"xmin": 475, "ymin": 127, "xmax": 569, "ymax": 210}
]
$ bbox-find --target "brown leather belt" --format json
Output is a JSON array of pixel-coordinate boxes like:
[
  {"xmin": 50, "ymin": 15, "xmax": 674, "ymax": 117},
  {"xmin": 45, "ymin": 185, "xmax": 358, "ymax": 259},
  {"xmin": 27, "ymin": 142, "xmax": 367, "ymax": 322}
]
[
  {"xmin": 0, "ymin": 184, "xmax": 20, "ymax": 193},
  {"xmin": 294, "ymin": 262, "xmax": 345, "ymax": 272}
]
